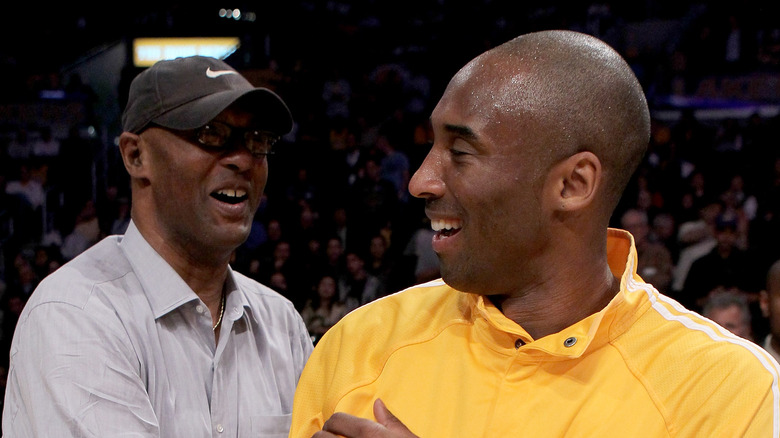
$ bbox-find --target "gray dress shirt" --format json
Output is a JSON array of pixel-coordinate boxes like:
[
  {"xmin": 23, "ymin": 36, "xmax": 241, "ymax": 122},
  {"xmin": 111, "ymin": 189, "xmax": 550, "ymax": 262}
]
[{"xmin": 2, "ymin": 221, "xmax": 313, "ymax": 437}]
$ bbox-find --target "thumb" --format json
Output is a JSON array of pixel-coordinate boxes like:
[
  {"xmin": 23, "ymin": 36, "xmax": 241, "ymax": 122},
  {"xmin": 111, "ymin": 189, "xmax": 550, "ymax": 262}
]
[{"xmin": 373, "ymin": 398, "xmax": 414, "ymax": 434}]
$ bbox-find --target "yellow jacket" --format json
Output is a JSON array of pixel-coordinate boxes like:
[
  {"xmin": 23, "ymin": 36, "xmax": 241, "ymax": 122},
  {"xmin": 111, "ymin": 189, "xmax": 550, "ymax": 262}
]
[{"xmin": 290, "ymin": 229, "xmax": 779, "ymax": 437}]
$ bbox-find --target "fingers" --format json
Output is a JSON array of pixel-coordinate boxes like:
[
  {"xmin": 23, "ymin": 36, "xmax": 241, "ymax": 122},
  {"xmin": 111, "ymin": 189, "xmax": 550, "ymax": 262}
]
[
  {"xmin": 321, "ymin": 411, "xmax": 386, "ymax": 437},
  {"xmin": 317, "ymin": 399, "xmax": 418, "ymax": 438},
  {"xmin": 374, "ymin": 399, "xmax": 417, "ymax": 436},
  {"xmin": 372, "ymin": 399, "xmax": 397, "ymax": 427}
]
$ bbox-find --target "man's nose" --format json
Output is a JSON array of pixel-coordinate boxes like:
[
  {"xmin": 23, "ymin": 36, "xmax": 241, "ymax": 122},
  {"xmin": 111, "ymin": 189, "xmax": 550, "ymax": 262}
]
[{"xmin": 409, "ymin": 148, "xmax": 445, "ymax": 199}]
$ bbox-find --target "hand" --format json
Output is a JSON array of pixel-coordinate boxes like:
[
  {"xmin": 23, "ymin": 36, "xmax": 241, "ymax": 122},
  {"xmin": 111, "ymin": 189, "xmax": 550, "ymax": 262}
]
[{"xmin": 312, "ymin": 399, "xmax": 419, "ymax": 438}]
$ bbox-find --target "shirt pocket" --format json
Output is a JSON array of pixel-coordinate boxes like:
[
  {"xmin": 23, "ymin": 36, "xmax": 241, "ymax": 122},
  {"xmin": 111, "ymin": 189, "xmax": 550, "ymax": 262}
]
[{"xmin": 251, "ymin": 413, "xmax": 291, "ymax": 437}]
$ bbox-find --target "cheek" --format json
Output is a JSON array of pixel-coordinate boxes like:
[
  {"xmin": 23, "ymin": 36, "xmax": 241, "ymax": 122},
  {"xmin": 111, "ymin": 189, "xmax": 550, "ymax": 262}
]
[
  {"xmin": 258, "ymin": 164, "xmax": 269, "ymax": 187},
  {"xmin": 473, "ymin": 177, "xmax": 538, "ymax": 223}
]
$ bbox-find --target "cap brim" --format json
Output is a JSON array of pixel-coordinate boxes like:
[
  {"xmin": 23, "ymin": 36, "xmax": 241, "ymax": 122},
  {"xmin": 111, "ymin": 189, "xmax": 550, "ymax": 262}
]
[{"xmin": 152, "ymin": 87, "xmax": 293, "ymax": 135}]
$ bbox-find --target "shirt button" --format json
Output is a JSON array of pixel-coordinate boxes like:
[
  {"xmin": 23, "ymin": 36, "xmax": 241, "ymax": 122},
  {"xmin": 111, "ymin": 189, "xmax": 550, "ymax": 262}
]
[
  {"xmin": 514, "ymin": 339, "xmax": 525, "ymax": 349},
  {"xmin": 195, "ymin": 304, "xmax": 205, "ymax": 313},
  {"xmin": 216, "ymin": 424, "xmax": 224, "ymax": 433}
]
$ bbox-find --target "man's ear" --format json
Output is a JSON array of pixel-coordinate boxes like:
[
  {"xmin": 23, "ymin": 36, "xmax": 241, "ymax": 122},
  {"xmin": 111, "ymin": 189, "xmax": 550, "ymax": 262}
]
[
  {"xmin": 546, "ymin": 151, "xmax": 601, "ymax": 213},
  {"xmin": 118, "ymin": 132, "xmax": 147, "ymax": 179}
]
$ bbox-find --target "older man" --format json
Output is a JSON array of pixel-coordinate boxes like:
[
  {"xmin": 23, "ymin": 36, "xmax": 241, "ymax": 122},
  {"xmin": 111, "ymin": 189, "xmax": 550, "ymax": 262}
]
[{"xmin": 4, "ymin": 56, "xmax": 313, "ymax": 437}]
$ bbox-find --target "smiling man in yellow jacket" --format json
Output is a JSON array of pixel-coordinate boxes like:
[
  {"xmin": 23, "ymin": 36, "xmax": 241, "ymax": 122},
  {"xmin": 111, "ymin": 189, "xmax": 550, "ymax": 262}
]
[{"xmin": 290, "ymin": 30, "xmax": 779, "ymax": 438}]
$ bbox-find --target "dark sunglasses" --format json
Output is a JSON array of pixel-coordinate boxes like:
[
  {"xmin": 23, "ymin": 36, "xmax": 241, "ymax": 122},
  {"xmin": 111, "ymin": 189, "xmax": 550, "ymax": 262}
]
[{"xmin": 179, "ymin": 121, "xmax": 280, "ymax": 158}]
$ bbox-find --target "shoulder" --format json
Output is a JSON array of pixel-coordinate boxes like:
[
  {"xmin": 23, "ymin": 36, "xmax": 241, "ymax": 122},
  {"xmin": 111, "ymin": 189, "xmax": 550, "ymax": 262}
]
[
  {"xmin": 619, "ymin": 294, "xmax": 779, "ymax": 423},
  {"xmin": 11, "ymin": 240, "xmax": 143, "ymax": 363},
  {"xmin": 24, "ymin": 236, "xmax": 131, "ymax": 311},
  {"xmin": 318, "ymin": 280, "xmax": 464, "ymax": 353}
]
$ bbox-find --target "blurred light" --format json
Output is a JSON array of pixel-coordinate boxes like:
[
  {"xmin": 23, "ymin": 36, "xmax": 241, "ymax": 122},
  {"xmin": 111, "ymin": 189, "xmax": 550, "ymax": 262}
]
[
  {"xmin": 133, "ymin": 37, "xmax": 241, "ymax": 66},
  {"xmin": 217, "ymin": 8, "xmax": 256, "ymax": 22},
  {"xmin": 39, "ymin": 90, "xmax": 66, "ymax": 100}
]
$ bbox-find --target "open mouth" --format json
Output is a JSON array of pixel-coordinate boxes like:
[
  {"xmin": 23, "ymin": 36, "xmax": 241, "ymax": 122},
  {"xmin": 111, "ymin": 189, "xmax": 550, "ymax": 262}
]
[
  {"xmin": 431, "ymin": 219, "xmax": 462, "ymax": 238},
  {"xmin": 211, "ymin": 189, "xmax": 248, "ymax": 205}
]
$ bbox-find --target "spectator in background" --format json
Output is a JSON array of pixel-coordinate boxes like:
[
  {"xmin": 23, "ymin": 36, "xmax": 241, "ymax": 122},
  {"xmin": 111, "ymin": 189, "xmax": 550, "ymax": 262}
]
[
  {"xmin": 325, "ymin": 206, "xmax": 353, "ymax": 254},
  {"xmin": 760, "ymin": 259, "xmax": 780, "ymax": 363},
  {"xmin": 671, "ymin": 200, "xmax": 721, "ymax": 295},
  {"xmin": 376, "ymin": 133, "xmax": 410, "ymax": 203},
  {"xmin": 680, "ymin": 170, "xmax": 713, "ymax": 220},
  {"xmin": 702, "ymin": 287, "xmax": 755, "ymax": 342},
  {"xmin": 723, "ymin": 173, "xmax": 758, "ymax": 222},
  {"xmin": 6, "ymin": 127, "xmax": 32, "ymax": 162},
  {"xmin": 366, "ymin": 234, "xmax": 403, "ymax": 292},
  {"xmin": 30, "ymin": 245, "xmax": 60, "ymax": 281},
  {"xmin": 338, "ymin": 251, "xmax": 384, "ymax": 311},
  {"xmin": 3, "ymin": 162, "xmax": 45, "ymax": 248},
  {"xmin": 31, "ymin": 126, "xmax": 60, "ymax": 159},
  {"xmin": 403, "ymin": 217, "xmax": 440, "ymax": 284},
  {"xmin": 651, "ymin": 212, "xmax": 680, "ymax": 264},
  {"xmin": 255, "ymin": 217, "xmax": 284, "ymax": 263},
  {"xmin": 300, "ymin": 274, "xmax": 352, "ymax": 344},
  {"xmin": 59, "ymin": 199, "xmax": 100, "ymax": 261},
  {"xmin": 5, "ymin": 163, "xmax": 45, "ymax": 212},
  {"xmin": 348, "ymin": 156, "xmax": 399, "ymax": 247},
  {"xmin": 682, "ymin": 213, "xmax": 760, "ymax": 311},
  {"xmin": 261, "ymin": 240, "xmax": 298, "ymax": 285},
  {"xmin": 109, "ymin": 197, "xmax": 131, "ymax": 235},
  {"xmin": 321, "ymin": 235, "xmax": 346, "ymax": 281},
  {"xmin": 7, "ymin": 253, "xmax": 40, "ymax": 298}
]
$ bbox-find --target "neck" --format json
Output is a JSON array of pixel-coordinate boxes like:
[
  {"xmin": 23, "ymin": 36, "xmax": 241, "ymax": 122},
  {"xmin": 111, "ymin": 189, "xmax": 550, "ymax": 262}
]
[
  {"xmin": 494, "ymin": 268, "xmax": 618, "ymax": 340},
  {"xmin": 133, "ymin": 218, "xmax": 231, "ymax": 304},
  {"xmin": 494, "ymin": 226, "xmax": 618, "ymax": 340}
]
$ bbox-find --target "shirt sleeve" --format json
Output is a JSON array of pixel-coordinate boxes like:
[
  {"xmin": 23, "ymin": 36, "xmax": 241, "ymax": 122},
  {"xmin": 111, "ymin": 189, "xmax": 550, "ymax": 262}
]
[
  {"xmin": 3, "ymin": 300, "xmax": 160, "ymax": 437},
  {"xmin": 289, "ymin": 325, "xmax": 339, "ymax": 438}
]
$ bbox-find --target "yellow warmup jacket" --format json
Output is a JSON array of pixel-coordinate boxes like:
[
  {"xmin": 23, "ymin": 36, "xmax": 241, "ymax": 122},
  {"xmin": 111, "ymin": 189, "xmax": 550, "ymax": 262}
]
[{"xmin": 290, "ymin": 229, "xmax": 780, "ymax": 437}]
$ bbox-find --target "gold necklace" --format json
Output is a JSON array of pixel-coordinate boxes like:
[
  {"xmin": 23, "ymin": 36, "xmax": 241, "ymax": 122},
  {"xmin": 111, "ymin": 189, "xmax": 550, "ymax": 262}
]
[{"xmin": 212, "ymin": 291, "xmax": 226, "ymax": 331}]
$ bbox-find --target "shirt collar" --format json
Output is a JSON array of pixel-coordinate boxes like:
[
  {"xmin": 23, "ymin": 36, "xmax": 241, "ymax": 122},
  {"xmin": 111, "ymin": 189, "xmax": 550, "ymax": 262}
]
[
  {"xmin": 470, "ymin": 228, "xmax": 649, "ymax": 358},
  {"xmin": 118, "ymin": 220, "xmax": 202, "ymax": 319}
]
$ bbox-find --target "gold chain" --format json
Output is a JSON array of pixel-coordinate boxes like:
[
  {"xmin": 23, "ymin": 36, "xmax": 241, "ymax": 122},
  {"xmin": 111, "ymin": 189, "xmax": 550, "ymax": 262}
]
[{"xmin": 212, "ymin": 291, "xmax": 226, "ymax": 331}]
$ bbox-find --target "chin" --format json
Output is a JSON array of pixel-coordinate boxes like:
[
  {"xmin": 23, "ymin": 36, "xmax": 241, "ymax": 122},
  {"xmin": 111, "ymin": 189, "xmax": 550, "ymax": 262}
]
[
  {"xmin": 442, "ymin": 269, "xmax": 494, "ymax": 296},
  {"xmin": 211, "ymin": 226, "xmax": 251, "ymax": 249},
  {"xmin": 440, "ymin": 267, "xmax": 471, "ymax": 292}
]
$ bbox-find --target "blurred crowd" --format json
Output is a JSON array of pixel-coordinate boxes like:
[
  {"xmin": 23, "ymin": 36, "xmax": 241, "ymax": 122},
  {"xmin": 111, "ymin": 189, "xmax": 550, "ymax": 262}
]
[{"xmin": 1, "ymin": 1, "xmax": 780, "ymax": 363}]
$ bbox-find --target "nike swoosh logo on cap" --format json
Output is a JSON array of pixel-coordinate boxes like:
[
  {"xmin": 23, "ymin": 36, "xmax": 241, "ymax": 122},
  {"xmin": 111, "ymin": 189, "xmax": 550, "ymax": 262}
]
[{"xmin": 206, "ymin": 67, "xmax": 238, "ymax": 78}]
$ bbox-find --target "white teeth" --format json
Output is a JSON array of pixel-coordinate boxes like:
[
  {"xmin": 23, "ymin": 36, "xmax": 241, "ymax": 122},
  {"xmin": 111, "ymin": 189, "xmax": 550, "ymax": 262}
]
[
  {"xmin": 217, "ymin": 189, "xmax": 246, "ymax": 198},
  {"xmin": 431, "ymin": 219, "xmax": 462, "ymax": 232}
]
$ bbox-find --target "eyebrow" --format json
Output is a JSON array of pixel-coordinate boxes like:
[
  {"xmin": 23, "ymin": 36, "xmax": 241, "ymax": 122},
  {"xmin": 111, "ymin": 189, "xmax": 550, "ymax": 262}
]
[{"xmin": 443, "ymin": 123, "xmax": 478, "ymax": 142}]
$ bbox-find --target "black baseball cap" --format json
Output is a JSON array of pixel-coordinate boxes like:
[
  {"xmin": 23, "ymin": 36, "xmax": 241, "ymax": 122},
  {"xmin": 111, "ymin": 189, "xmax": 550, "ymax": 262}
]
[{"xmin": 121, "ymin": 56, "xmax": 293, "ymax": 135}]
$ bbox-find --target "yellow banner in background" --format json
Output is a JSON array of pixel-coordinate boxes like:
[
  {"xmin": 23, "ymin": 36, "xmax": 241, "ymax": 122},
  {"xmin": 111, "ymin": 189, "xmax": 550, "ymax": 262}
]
[{"xmin": 133, "ymin": 37, "xmax": 241, "ymax": 67}]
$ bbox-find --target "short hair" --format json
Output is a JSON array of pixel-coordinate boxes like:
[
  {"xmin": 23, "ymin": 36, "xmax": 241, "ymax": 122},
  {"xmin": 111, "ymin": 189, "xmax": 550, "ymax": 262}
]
[
  {"xmin": 488, "ymin": 30, "xmax": 651, "ymax": 216},
  {"xmin": 702, "ymin": 289, "xmax": 751, "ymax": 326}
]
